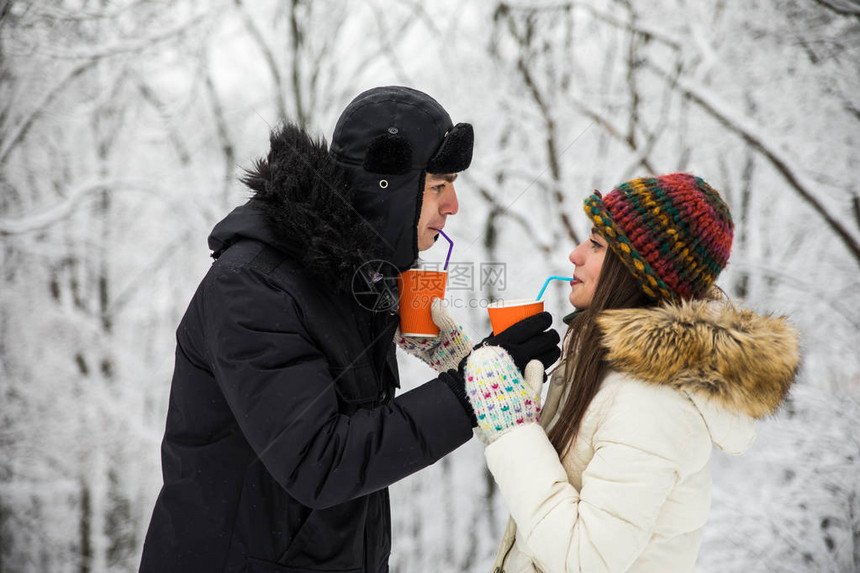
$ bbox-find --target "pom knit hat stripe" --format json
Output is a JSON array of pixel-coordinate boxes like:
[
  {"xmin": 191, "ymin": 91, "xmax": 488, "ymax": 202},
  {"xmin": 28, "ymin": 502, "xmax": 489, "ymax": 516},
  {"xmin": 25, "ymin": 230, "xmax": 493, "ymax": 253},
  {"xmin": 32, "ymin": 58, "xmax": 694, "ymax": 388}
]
[
  {"xmin": 614, "ymin": 176, "xmax": 725, "ymax": 296},
  {"xmin": 609, "ymin": 180, "xmax": 694, "ymax": 292},
  {"xmin": 584, "ymin": 173, "xmax": 734, "ymax": 302}
]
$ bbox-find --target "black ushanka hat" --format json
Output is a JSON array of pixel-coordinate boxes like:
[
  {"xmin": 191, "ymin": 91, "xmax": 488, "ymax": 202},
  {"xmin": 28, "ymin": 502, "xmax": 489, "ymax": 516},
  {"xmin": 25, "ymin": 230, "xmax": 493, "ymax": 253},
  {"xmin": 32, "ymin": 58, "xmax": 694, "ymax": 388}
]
[{"xmin": 330, "ymin": 86, "xmax": 473, "ymax": 271}]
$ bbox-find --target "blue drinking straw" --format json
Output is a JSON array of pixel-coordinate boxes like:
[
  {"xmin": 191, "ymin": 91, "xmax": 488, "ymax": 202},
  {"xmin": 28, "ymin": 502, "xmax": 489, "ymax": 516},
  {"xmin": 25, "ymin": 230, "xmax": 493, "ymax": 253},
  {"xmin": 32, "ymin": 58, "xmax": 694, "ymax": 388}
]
[
  {"xmin": 536, "ymin": 276, "xmax": 574, "ymax": 301},
  {"xmin": 437, "ymin": 229, "xmax": 454, "ymax": 271}
]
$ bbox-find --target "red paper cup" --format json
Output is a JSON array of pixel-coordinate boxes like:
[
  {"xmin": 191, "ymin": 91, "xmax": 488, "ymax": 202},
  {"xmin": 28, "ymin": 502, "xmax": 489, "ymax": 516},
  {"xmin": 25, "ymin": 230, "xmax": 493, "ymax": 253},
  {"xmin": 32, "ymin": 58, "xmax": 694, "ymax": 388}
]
[
  {"xmin": 397, "ymin": 269, "xmax": 447, "ymax": 336},
  {"xmin": 487, "ymin": 298, "xmax": 545, "ymax": 335}
]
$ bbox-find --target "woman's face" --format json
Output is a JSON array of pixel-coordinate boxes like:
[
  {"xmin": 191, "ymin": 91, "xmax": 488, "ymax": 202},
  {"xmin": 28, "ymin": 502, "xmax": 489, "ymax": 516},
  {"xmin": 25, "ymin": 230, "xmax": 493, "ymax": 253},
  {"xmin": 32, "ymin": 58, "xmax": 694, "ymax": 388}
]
[{"xmin": 568, "ymin": 229, "xmax": 608, "ymax": 309}]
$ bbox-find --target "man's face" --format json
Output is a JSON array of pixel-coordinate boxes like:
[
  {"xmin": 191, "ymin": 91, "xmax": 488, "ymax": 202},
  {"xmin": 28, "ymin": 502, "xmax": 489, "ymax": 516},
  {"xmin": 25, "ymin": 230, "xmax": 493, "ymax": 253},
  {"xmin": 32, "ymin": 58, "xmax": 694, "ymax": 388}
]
[{"xmin": 416, "ymin": 173, "xmax": 459, "ymax": 251}]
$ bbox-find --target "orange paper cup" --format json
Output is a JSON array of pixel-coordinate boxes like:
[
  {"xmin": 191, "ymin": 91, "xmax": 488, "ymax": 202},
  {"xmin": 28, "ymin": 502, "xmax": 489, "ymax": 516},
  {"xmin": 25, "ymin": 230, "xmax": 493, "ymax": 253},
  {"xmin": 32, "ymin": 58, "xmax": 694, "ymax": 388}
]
[
  {"xmin": 397, "ymin": 269, "xmax": 447, "ymax": 336},
  {"xmin": 487, "ymin": 298, "xmax": 545, "ymax": 335}
]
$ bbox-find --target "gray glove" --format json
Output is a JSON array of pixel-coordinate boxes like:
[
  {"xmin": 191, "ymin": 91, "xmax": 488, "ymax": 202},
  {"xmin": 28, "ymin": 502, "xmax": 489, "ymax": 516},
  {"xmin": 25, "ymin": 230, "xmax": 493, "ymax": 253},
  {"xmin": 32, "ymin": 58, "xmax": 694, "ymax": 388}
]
[{"xmin": 395, "ymin": 298, "xmax": 473, "ymax": 372}]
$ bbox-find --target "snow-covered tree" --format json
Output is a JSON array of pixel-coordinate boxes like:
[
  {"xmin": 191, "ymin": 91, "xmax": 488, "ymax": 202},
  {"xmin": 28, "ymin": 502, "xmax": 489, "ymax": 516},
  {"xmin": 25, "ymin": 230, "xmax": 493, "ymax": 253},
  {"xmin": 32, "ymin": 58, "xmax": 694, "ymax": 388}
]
[{"xmin": 1, "ymin": 0, "xmax": 857, "ymax": 571}]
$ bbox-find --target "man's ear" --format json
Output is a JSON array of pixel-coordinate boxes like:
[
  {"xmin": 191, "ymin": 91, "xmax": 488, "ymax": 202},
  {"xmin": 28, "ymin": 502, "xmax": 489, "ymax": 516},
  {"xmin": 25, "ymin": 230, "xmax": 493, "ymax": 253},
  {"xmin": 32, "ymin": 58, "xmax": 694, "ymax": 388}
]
[{"xmin": 363, "ymin": 133, "xmax": 412, "ymax": 175}]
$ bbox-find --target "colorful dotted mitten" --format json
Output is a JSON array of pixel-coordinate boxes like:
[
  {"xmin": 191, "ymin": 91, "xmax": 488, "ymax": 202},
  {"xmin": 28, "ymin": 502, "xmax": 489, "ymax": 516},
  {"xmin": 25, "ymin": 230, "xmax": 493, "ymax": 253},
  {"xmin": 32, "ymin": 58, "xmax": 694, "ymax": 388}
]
[
  {"xmin": 396, "ymin": 298, "xmax": 473, "ymax": 373},
  {"xmin": 464, "ymin": 345, "xmax": 544, "ymax": 443}
]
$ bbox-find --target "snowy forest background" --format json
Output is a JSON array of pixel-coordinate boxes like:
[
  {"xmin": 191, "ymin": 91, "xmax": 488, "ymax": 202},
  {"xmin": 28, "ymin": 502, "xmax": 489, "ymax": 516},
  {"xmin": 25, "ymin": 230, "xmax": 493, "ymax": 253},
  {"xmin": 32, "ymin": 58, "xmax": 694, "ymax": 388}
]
[{"xmin": 1, "ymin": 0, "xmax": 859, "ymax": 571}]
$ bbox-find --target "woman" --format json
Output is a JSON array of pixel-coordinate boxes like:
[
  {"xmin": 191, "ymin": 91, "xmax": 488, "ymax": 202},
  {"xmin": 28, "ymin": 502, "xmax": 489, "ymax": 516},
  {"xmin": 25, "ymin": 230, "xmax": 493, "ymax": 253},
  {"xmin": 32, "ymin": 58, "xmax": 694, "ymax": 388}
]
[{"xmin": 464, "ymin": 173, "xmax": 800, "ymax": 572}]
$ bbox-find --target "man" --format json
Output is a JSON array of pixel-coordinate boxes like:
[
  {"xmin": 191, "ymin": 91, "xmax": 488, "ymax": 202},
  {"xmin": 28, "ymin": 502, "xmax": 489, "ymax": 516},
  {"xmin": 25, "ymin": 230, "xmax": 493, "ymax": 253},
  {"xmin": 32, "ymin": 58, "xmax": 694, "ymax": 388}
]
[{"xmin": 139, "ymin": 86, "xmax": 559, "ymax": 572}]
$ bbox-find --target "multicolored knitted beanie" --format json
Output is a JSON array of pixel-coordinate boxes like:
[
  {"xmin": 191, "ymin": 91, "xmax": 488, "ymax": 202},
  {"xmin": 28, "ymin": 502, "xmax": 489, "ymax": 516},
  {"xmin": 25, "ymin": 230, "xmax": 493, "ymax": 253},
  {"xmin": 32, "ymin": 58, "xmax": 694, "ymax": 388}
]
[{"xmin": 583, "ymin": 173, "xmax": 734, "ymax": 302}]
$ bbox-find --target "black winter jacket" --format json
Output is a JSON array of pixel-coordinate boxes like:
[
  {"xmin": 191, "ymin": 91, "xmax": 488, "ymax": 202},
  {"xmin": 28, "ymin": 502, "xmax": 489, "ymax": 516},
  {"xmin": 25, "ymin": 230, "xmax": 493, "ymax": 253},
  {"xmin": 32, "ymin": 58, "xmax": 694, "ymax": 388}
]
[{"xmin": 140, "ymin": 123, "xmax": 473, "ymax": 572}]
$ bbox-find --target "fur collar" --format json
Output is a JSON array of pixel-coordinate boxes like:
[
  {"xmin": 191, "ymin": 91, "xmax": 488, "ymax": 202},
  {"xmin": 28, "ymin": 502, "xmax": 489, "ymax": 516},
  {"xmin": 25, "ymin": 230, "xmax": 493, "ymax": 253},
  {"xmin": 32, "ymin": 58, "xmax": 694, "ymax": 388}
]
[
  {"xmin": 239, "ymin": 124, "xmax": 381, "ymax": 292},
  {"xmin": 596, "ymin": 299, "xmax": 800, "ymax": 419}
]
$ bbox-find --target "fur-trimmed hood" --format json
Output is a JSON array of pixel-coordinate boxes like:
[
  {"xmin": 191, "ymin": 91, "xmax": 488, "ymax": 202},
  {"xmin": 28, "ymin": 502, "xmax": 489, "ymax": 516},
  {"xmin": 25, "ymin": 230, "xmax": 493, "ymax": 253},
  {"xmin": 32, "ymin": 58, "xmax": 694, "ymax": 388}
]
[
  {"xmin": 597, "ymin": 299, "xmax": 800, "ymax": 422},
  {"xmin": 210, "ymin": 124, "xmax": 381, "ymax": 292}
]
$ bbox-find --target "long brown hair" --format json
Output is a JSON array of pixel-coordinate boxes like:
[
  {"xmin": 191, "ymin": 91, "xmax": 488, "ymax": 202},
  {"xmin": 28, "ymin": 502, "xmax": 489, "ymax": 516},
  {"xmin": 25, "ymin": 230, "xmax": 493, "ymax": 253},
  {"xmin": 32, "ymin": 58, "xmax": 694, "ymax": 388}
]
[{"xmin": 547, "ymin": 247, "xmax": 654, "ymax": 454}]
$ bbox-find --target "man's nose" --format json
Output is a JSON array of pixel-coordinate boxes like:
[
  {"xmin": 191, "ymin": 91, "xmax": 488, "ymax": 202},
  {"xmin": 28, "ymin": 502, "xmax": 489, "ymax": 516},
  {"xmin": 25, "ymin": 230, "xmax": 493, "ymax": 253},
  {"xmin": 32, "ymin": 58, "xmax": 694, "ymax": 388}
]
[{"xmin": 442, "ymin": 186, "xmax": 459, "ymax": 215}]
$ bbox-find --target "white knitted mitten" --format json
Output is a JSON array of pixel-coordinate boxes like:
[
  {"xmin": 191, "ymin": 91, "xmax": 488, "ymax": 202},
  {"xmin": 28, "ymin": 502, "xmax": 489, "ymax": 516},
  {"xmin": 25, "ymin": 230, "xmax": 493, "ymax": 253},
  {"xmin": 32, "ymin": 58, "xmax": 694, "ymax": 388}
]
[
  {"xmin": 464, "ymin": 346, "xmax": 544, "ymax": 443},
  {"xmin": 395, "ymin": 298, "xmax": 472, "ymax": 372}
]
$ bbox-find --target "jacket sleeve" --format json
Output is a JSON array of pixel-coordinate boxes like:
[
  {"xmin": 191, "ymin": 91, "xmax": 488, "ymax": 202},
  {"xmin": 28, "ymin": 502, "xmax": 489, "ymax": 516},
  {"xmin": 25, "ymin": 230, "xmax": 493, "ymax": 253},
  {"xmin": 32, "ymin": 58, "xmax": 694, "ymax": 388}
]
[
  {"xmin": 484, "ymin": 381, "xmax": 710, "ymax": 572},
  {"xmin": 203, "ymin": 266, "xmax": 473, "ymax": 509}
]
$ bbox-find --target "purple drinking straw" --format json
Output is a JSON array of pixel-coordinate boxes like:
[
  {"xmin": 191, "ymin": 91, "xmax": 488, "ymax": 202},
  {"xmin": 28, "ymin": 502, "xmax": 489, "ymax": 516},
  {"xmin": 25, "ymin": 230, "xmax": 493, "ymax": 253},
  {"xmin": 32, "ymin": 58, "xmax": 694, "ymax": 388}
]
[{"xmin": 436, "ymin": 229, "xmax": 454, "ymax": 271}]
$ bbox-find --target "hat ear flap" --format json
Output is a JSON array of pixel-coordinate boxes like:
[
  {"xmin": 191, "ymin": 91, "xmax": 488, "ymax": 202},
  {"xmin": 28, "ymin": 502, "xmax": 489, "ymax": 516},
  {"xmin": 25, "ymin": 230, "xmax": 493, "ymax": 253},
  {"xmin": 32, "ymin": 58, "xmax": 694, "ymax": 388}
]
[
  {"xmin": 363, "ymin": 133, "xmax": 412, "ymax": 175},
  {"xmin": 426, "ymin": 122, "xmax": 473, "ymax": 174}
]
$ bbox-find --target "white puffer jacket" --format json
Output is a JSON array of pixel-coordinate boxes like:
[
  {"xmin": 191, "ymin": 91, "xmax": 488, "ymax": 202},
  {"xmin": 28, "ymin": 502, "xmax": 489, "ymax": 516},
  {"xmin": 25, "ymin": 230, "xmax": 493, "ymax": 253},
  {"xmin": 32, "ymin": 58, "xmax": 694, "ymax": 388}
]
[{"xmin": 488, "ymin": 299, "xmax": 799, "ymax": 573}]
